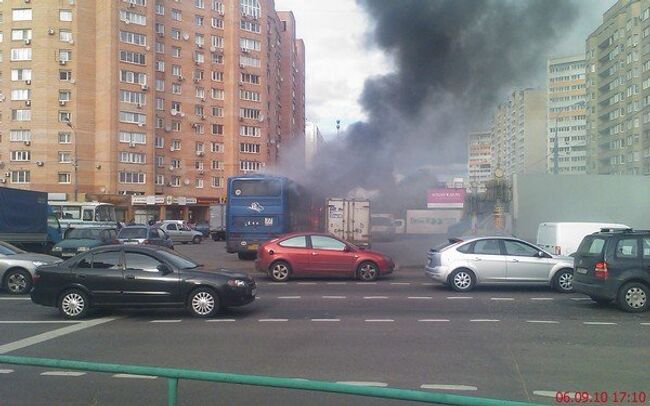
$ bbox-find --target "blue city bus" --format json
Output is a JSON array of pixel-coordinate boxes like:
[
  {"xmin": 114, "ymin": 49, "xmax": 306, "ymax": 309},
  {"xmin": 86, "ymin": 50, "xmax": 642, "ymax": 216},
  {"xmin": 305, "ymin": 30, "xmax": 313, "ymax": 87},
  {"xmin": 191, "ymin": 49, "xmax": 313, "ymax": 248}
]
[{"xmin": 226, "ymin": 175, "xmax": 312, "ymax": 259}]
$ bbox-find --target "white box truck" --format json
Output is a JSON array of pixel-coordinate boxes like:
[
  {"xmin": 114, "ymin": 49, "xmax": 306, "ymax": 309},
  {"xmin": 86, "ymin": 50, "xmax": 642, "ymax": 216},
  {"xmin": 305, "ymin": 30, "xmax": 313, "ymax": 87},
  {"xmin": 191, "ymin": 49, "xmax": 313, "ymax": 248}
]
[
  {"xmin": 209, "ymin": 204, "xmax": 227, "ymax": 241},
  {"xmin": 326, "ymin": 198, "xmax": 370, "ymax": 247},
  {"xmin": 536, "ymin": 222, "xmax": 628, "ymax": 256}
]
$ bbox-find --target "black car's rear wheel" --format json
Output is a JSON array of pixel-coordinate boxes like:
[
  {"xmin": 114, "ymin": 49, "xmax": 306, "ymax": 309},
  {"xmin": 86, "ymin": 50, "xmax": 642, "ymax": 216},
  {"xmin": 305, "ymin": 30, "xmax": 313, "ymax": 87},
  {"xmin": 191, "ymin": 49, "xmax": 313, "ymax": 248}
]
[
  {"xmin": 357, "ymin": 261, "xmax": 379, "ymax": 282},
  {"xmin": 269, "ymin": 261, "xmax": 291, "ymax": 282},
  {"xmin": 58, "ymin": 289, "xmax": 90, "ymax": 319},
  {"xmin": 3, "ymin": 268, "xmax": 32, "ymax": 295},
  {"xmin": 188, "ymin": 287, "xmax": 220, "ymax": 318},
  {"xmin": 617, "ymin": 282, "xmax": 649, "ymax": 312}
]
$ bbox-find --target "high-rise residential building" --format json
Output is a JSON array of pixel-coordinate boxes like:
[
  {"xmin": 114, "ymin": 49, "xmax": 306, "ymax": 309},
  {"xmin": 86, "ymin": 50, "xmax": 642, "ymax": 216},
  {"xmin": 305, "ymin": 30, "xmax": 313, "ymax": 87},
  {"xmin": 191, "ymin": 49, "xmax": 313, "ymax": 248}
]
[
  {"xmin": 547, "ymin": 55, "xmax": 587, "ymax": 174},
  {"xmin": 467, "ymin": 130, "xmax": 491, "ymax": 193},
  {"xmin": 304, "ymin": 121, "xmax": 324, "ymax": 169},
  {"xmin": 585, "ymin": 0, "xmax": 649, "ymax": 175},
  {"xmin": 0, "ymin": 0, "xmax": 305, "ymax": 222},
  {"xmin": 489, "ymin": 89, "xmax": 547, "ymax": 178}
]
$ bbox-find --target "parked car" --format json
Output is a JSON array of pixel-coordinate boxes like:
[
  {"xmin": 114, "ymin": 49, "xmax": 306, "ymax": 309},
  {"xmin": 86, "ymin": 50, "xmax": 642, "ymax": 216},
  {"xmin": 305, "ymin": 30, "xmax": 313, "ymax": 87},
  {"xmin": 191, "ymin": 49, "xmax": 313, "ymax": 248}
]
[
  {"xmin": 156, "ymin": 221, "xmax": 203, "ymax": 244},
  {"xmin": 255, "ymin": 232, "xmax": 397, "ymax": 282},
  {"xmin": 116, "ymin": 225, "xmax": 174, "ymax": 250},
  {"xmin": 573, "ymin": 228, "xmax": 650, "ymax": 312},
  {"xmin": 50, "ymin": 228, "xmax": 118, "ymax": 258},
  {"xmin": 31, "ymin": 245, "xmax": 256, "ymax": 319},
  {"xmin": 424, "ymin": 236, "xmax": 574, "ymax": 293},
  {"xmin": 194, "ymin": 222, "xmax": 211, "ymax": 238},
  {"xmin": 0, "ymin": 241, "xmax": 62, "ymax": 294},
  {"xmin": 536, "ymin": 222, "xmax": 628, "ymax": 256}
]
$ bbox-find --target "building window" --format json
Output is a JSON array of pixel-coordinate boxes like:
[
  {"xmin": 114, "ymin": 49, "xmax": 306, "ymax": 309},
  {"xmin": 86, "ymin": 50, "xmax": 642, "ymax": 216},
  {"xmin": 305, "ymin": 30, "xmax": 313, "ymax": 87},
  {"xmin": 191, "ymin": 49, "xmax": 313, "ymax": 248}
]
[
  {"xmin": 239, "ymin": 89, "xmax": 260, "ymax": 102},
  {"xmin": 240, "ymin": 73, "xmax": 260, "ymax": 84},
  {"xmin": 239, "ymin": 0, "xmax": 260, "ymax": 18},
  {"xmin": 194, "ymin": 51, "xmax": 205, "ymax": 63},
  {"xmin": 171, "ymin": 8, "xmax": 182, "ymax": 21},
  {"xmin": 10, "ymin": 89, "xmax": 30, "ymax": 101},
  {"xmin": 119, "ymin": 172, "xmax": 146, "ymax": 184},
  {"xmin": 10, "ymin": 150, "xmax": 30, "ymax": 161},
  {"xmin": 195, "ymin": 178, "xmax": 204, "ymax": 189},
  {"xmin": 195, "ymin": 105, "xmax": 204, "ymax": 116},
  {"xmin": 58, "ymin": 173, "xmax": 71, "ymax": 184},
  {"xmin": 120, "ymin": 70, "xmax": 147, "ymax": 85},
  {"xmin": 172, "ymin": 46, "xmax": 181, "ymax": 58},
  {"xmin": 239, "ymin": 108, "xmax": 260, "ymax": 120},
  {"xmin": 10, "ymin": 48, "xmax": 31, "ymax": 61},
  {"xmin": 171, "ymin": 159, "xmax": 181, "ymax": 169},
  {"xmin": 58, "ymin": 151, "xmax": 72, "ymax": 163},
  {"xmin": 155, "ymin": 137, "xmax": 164, "ymax": 148},
  {"xmin": 119, "ymin": 50, "xmax": 146, "ymax": 65},
  {"xmin": 212, "ymin": 107, "xmax": 223, "ymax": 117},
  {"xmin": 210, "ymin": 142, "xmax": 223, "ymax": 152},
  {"xmin": 59, "ymin": 9, "xmax": 73, "ymax": 21},
  {"xmin": 119, "ymin": 131, "xmax": 146, "ymax": 144},
  {"xmin": 211, "ymin": 160, "xmax": 223, "ymax": 170},
  {"xmin": 12, "ymin": 28, "xmax": 32, "ymax": 41},
  {"xmin": 170, "ymin": 176, "xmax": 180, "ymax": 187},
  {"xmin": 11, "ymin": 68, "xmax": 31, "ymax": 81},
  {"xmin": 155, "ymin": 60, "xmax": 165, "ymax": 72},
  {"xmin": 156, "ymin": 97, "xmax": 164, "ymax": 110},
  {"xmin": 155, "ymin": 175, "xmax": 165, "ymax": 185},
  {"xmin": 240, "ymin": 125, "xmax": 261, "ymax": 137},
  {"xmin": 58, "ymin": 111, "xmax": 71, "ymax": 123},
  {"xmin": 211, "ymin": 17, "xmax": 223, "ymax": 29},
  {"xmin": 171, "ymin": 29, "xmax": 181, "ymax": 40},
  {"xmin": 119, "ymin": 10, "xmax": 145, "ymax": 25},
  {"xmin": 59, "ymin": 30, "xmax": 72, "ymax": 43},
  {"xmin": 58, "ymin": 132, "xmax": 71, "ymax": 144},
  {"xmin": 212, "ymin": 53, "xmax": 223, "ymax": 64},
  {"xmin": 172, "ymin": 83, "xmax": 181, "ymax": 94},
  {"xmin": 155, "ymin": 79, "xmax": 165, "ymax": 91},
  {"xmin": 195, "ymin": 15, "xmax": 204, "ymax": 26},
  {"xmin": 195, "ymin": 0, "xmax": 205, "ymax": 8},
  {"xmin": 240, "ymin": 37, "xmax": 260, "ymax": 51},
  {"xmin": 239, "ymin": 55, "xmax": 260, "ymax": 68},
  {"xmin": 119, "ymin": 111, "xmax": 146, "ymax": 125},
  {"xmin": 120, "ymin": 31, "xmax": 147, "ymax": 46},
  {"xmin": 59, "ymin": 90, "xmax": 71, "ymax": 102},
  {"xmin": 211, "ymin": 35, "xmax": 224, "ymax": 48},
  {"xmin": 9, "ymin": 129, "xmax": 31, "ymax": 142},
  {"xmin": 58, "ymin": 49, "xmax": 71, "ymax": 62},
  {"xmin": 119, "ymin": 151, "xmax": 146, "ymax": 164},
  {"xmin": 172, "ymin": 64, "xmax": 181, "ymax": 76},
  {"xmin": 240, "ymin": 160, "xmax": 262, "ymax": 172},
  {"xmin": 11, "ymin": 109, "xmax": 31, "ymax": 121},
  {"xmin": 240, "ymin": 20, "xmax": 261, "ymax": 33},
  {"xmin": 10, "ymin": 170, "xmax": 30, "ymax": 184},
  {"xmin": 212, "ymin": 71, "xmax": 223, "ymax": 82},
  {"xmin": 171, "ymin": 121, "xmax": 181, "ymax": 131},
  {"xmin": 155, "ymin": 41, "xmax": 164, "ymax": 54},
  {"xmin": 211, "ymin": 176, "xmax": 222, "ymax": 188},
  {"xmin": 240, "ymin": 143, "xmax": 260, "ymax": 153},
  {"xmin": 12, "ymin": 8, "xmax": 32, "ymax": 21},
  {"xmin": 211, "ymin": 88, "xmax": 224, "ymax": 100},
  {"xmin": 195, "ymin": 161, "xmax": 204, "ymax": 170},
  {"xmin": 155, "ymin": 1, "xmax": 165, "ymax": 15},
  {"xmin": 195, "ymin": 87, "xmax": 205, "ymax": 99},
  {"xmin": 212, "ymin": 1, "xmax": 225, "ymax": 13},
  {"xmin": 211, "ymin": 124, "xmax": 224, "ymax": 135},
  {"xmin": 155, "ymin": 22, "xmax": 165, "ymax": 34},
  {"xmin": 171, "ymin": 139, "xmax": 181, "ymax": 150}
]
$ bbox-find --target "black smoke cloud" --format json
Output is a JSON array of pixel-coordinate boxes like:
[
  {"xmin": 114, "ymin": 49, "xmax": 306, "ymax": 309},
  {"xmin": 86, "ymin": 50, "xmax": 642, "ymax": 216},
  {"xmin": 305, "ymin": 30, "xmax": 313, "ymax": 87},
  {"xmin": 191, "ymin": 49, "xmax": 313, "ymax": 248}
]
[{"xmin": 289, "ymin": 0, "xmax": 582, "ymax": 207}]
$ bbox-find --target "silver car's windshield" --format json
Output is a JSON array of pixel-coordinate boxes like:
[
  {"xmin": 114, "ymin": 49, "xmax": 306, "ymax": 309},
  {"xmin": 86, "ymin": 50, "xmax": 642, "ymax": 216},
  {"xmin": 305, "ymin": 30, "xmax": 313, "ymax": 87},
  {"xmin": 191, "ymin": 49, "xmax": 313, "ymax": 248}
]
[{"xmin": 66, "ymin": 229, "xmax": 104, "ymax": 240}]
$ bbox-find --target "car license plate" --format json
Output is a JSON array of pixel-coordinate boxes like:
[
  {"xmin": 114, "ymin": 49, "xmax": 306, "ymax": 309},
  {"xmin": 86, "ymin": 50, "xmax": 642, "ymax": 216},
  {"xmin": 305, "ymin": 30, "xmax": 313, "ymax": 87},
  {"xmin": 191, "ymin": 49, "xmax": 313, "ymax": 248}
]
[
  {"xmin": 576, "ymin": 267, "xmax": 588, "ymax": 274},
  {"xmin": 125, "ymin": 241, "xmax": 139, "ymax": 245},
  {"xmin": 62, "ymin": 253, "xmax": 74, "ymax": 257},
  {"xmin": 249, "ymin": 244, "xmax": 258, "ymax": 250}
]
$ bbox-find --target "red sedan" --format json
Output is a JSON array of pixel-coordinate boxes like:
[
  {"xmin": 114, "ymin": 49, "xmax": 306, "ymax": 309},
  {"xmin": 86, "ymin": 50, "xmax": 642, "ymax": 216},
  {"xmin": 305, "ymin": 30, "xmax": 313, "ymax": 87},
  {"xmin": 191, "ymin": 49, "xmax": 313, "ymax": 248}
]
[{"xmin": 255, "ymin": 233, "xmax": 397, "ymax": 282}]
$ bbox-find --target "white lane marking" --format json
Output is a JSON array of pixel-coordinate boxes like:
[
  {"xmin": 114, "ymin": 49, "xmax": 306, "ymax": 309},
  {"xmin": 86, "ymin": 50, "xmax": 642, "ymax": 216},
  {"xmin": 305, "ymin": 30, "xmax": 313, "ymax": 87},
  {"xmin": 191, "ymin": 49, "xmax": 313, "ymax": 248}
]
[
  {"xmin": 0, "ymin": 317, "xmax": 116, "ymax": 355},
  {"xmin": 447, "ymin": 297, "xmax": 473, "ymax": 300},
  {"xmin": 0, "ymin": 369, "xmax": 15, "ymax": 374},
  {"xmin": 113, "ymin": 374, "xmax": 157, "ymax": 379},
  {"xmin": 408, "ymin": 296, "xmax": 433, "ymax": 300},
  {"xmin": 583, "ymin": 322, "xmax": 617, "ymax": 325},
  {"xmin": 326, "ymin": 282, "xmax": 347, "ymax": 285},
  {"xmin": 277, "ymin": 296, "xmax": 301, "ymax": 299},
  {"xmin": 390, "ymin": 282, "xmax": 411, "ymax": 285},
  {"xmin": 364, "ymin": 319, "xmax": 394, "ymax": 323},
  {"xmin": 0, "ymin": 297, "xmax": 31, "ymax": 301},
  {"xmin": 206, "ymin": 319, "xmax": 236, "ymax": 322},
  {"xmin": 337, "ymin": 381, "xmax": 388, "ymax": 387},
  {"xmin": 322, "ymin": 296, "xmax": 346, "ymax": 299},
  {"xmin": 258, "ymin": 319, "xmax": 288, "ymax": 322},
  {"xmin": 267, "ymin": 282, "xmax": 287, "ymax": 285},
  {"xmin": 421, "ymin": 384, "xmax": 478, "ymax": 391},
  {"xmin": 418, "ymin": 319, "xmax": 450, "ymax": 322},
  {"xmin": 531, "ymin": 298, "xmax": 554, "ymax": 301},
  {"xmin": 526, "ymin": 320, "xmax": 560, "ymax": 324},
  {"xmin": 571, "ymin": 297, "xmax": 593, "ymax": 301},
  {"xmin": 641, "ymin": 322, "xmax": 650, "ymax": 326},
  {"xmin": 356, "ymin": 282, "xmax": 377, "ymax": 285},
  {"xmin": 490, "ymin": 297, "xmax": 514, "ymax": 301},
  {"xmin": 421, "ymin": 283, "xmax": 434, "ymax": 286},
  {"xmin": 363, "ymin": 296, "xmax": 388, "ymax": 299},
  {"xmin": 470, "ymin": 319, "xmax": 500, "ymax": 322},
  {"xmin": 150, "ymin": 320, "xmax": 182, "ymax": 323},
  {"xmin": 0, "ymin": 321, "xmax": 79, "ymax": 324},
  {"xmin": 534, "ymin": 390, "xmax": 578, "ymax": 398},
  {"xmin": 41, "ymin": 371, "xmax": 86, "ymax": 377},
  {"xmin": 297, "ymin": 282, "xmax": 317, "ymax": 285},
  {"xmin": 311, "ymin": 319, "xmax": 341, "ymax": 322}
]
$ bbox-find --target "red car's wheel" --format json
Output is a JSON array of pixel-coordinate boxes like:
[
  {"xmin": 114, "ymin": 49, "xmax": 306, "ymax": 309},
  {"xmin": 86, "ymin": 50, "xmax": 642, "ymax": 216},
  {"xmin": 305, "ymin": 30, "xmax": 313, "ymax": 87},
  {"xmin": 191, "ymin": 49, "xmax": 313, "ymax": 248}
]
[
  {"xmin": 269, "ymin": 261, "xmax": 291, "ymax": 282},
  {"xmin": 357, "ymin": 261, "xmax": 379, "ymax": 282}
]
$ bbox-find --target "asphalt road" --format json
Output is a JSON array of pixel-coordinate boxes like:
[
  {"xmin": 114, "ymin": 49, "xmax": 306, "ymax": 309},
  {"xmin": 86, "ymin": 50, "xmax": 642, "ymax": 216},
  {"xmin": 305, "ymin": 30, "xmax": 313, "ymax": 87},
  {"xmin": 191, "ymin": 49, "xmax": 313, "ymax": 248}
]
[{"xmin": 0, "ymin": 239, "xmax": 648, "ymax": 405}]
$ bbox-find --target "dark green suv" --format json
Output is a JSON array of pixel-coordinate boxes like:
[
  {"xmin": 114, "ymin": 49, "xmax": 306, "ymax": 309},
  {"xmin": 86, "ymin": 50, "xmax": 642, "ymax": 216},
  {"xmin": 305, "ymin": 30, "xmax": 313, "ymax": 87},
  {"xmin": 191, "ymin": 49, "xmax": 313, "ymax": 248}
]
[{"xmin": 573, "ymin": 228, "xmax": 650, "ymax": 312}]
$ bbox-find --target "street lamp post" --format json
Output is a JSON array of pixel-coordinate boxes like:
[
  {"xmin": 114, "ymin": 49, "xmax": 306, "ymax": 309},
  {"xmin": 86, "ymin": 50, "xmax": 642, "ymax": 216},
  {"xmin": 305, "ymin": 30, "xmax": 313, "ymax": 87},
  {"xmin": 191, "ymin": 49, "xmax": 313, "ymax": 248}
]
[{"xmin": 64, "ymin": 118, "xmax": 78, "ymax": 201}]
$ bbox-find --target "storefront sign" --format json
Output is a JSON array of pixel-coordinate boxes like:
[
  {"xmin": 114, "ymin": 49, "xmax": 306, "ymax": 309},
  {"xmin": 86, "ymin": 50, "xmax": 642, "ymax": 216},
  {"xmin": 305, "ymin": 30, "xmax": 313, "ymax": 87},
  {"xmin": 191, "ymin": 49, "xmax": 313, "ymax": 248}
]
[{"xmin": 427, "ymin": 188, "xmax": 465, "ymax": 209}]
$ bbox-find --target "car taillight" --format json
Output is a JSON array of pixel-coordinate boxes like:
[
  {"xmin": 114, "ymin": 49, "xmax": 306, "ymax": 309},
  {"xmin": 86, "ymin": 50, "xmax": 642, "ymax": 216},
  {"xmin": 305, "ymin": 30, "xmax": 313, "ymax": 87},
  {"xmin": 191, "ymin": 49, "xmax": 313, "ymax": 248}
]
[
  {"xmin": 594, "ymin": 262, "xmax": 608, "ymax": 280},
  {"xmin": 111, "ymin": 240, "xmax": 120, "ymax": 244},
  {"xmin": 143, "ymin": 239, "xmax": 150, "ymax": 244}
]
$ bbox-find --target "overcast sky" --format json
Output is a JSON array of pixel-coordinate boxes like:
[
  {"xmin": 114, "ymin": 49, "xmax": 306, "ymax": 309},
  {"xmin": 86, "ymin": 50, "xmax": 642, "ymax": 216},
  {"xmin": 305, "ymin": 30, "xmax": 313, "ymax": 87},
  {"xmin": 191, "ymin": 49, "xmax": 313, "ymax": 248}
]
[{"xmin": 275, "ymin": 0, "xmax": 614, "ymax": 141}]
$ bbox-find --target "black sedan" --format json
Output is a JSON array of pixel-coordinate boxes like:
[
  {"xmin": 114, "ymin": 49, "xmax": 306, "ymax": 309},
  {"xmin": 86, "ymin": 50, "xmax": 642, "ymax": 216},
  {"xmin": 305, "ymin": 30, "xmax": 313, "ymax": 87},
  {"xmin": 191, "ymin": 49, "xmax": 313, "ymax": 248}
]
[{"xmin": 31, "ymin": 245, "xmax": 256, "ymax": 319}]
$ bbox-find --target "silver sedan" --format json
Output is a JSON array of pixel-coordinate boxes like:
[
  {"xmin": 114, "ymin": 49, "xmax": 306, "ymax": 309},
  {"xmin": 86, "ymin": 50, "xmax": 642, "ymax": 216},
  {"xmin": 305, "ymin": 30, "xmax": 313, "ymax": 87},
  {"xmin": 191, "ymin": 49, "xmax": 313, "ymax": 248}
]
[
  {"xmin": 0, "ymin": 241, "xmax": 62, "ymax": 295},
  {"xmin": 425, "ymin": 236, "xmax": 574, "ymax": 293}
]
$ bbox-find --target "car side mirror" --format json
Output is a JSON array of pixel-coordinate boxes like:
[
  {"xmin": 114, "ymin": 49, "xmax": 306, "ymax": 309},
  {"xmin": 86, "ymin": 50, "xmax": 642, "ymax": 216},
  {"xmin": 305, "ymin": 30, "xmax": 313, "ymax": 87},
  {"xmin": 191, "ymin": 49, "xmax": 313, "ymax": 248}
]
[
  {"xmin": 536, "ymin": 251, "xmax": 546, "ymax": 258},
  {"xmin": 157, "ymin": 264, "xmax": 172, "ymax": 274}
]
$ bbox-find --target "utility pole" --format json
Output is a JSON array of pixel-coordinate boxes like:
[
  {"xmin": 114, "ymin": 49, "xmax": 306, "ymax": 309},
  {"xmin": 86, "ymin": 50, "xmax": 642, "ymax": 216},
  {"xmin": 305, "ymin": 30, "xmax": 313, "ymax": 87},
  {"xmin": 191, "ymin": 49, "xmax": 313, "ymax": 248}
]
[
  {"xmin": 64, "ymin": 119, "xmax": 77, "ymax": 201},
  {"xmin": 553, "ymin": 116, "xmax": 559, "ymax": 175}
]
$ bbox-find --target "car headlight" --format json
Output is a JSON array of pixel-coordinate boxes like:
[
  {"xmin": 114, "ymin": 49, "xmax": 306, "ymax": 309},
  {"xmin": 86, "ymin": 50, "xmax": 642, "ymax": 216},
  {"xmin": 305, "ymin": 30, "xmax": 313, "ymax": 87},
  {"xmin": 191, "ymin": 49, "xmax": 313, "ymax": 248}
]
[
  {"xmin": 77, "ymin": 247, "xmax": 90, "ymax": 252},
  {"xmin": 227, "ymin": 279, "xmax": 247, "ymax": 288},
  {"xmin": 32, "ymin": 261, "xmax": 47, "ymax": 267},
  {"xmin": 52, "ymin": 246, "xmax": 62, "ymax": 252}
]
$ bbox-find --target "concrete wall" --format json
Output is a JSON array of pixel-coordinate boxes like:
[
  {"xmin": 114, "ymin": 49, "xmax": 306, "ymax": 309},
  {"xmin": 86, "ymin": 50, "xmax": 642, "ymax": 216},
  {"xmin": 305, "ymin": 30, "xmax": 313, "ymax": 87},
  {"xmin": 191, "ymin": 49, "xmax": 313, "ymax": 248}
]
[{"xmin": 512, "ymin": 174, "xmax": 650, "ymax": 241}]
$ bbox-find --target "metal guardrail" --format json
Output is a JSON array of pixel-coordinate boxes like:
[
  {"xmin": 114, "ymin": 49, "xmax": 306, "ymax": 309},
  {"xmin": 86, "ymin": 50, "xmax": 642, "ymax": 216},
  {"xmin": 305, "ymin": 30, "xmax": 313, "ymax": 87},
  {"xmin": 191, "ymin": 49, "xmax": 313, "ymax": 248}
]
[{"xmin": 0, "ymin": 355, "xmax": 544, "ymax": 406}]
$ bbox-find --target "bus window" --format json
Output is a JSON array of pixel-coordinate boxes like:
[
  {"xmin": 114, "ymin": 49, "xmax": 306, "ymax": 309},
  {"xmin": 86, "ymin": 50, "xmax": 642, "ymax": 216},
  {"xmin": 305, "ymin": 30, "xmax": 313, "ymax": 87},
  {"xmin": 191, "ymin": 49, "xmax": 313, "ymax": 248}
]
[
  {"xmin": 61, "ymin": 206, "xmax": 81, "ymax": 219},
  {"xmin": 96, "ymin": 205, "xmax": 115, "ymax": 221},
  {"xmin": 231, "ymin": 179, "xmax": 281, "ymax": 197},
  {"xmin": 83, "ymin": 209, "xmax": 94, "ymax": 221}
]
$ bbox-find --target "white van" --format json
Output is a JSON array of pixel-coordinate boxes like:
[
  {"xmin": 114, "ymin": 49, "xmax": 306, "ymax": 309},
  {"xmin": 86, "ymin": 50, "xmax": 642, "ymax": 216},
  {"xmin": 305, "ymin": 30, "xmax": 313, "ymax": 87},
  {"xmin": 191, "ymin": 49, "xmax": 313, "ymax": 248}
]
[{"xmin": 536, "ymin": 222, "xmax": 629, "ymax": 256}]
